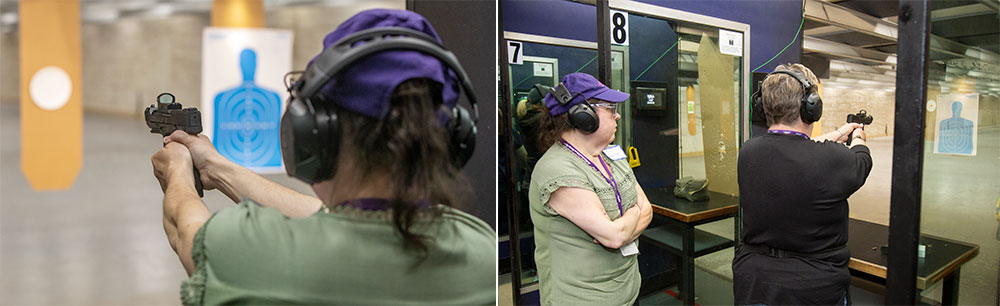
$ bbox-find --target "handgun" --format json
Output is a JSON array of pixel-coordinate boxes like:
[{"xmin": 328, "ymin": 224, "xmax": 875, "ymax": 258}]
[
  {"xmin": 145, "ymin": 93, "xmax": 204, "ymax": 197},
  {"xmin": 846, "ymin": 109, "xmax": 874, "ymax": 145}
]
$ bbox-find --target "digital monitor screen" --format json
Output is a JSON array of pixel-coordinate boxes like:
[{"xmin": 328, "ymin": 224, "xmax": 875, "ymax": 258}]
[{"xmin": 634, "ymin": 86, "xmax": 666, "ymax": 111}]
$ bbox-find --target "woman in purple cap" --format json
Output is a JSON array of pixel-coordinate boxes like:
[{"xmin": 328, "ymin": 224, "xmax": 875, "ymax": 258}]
[
  {"xmin": 527, "ymin": 72, "xmax": 653, "ymax": 305},
  {"xmin": 151, "ymin": 9, "xmax": 494, "ymax": 305}
]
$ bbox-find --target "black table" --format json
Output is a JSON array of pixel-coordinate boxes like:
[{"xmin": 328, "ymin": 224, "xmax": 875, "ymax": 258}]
[
  {"xmin": 847, "ymin": 218, "xmax": 980, "ymax": 305},
  {"xmin": 640, "ymin": 188, "xmax": 739, "ymax": 306}
]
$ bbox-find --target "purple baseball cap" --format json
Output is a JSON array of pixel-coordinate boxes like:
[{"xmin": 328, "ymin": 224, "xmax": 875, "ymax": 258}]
[
  {"xmin": 543, "ymin": 73, "xmax": 629, "ymax": 116},
  {"xmin": 313, "ymin": 9, "xmax": 459, "ymax": 119}
]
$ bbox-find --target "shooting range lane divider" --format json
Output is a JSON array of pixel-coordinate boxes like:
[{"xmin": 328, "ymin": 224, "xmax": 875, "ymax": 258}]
[
  {"xmin": 686, "ymin": 85, "xmax": 696, "ymax": 136},
  {"xmin": 211, "ymin": 0, "xmax": 264, "ymax": 28},
  {"xmin": 19, "ymin": 0, "xmax": 83, "ymax": 190}
]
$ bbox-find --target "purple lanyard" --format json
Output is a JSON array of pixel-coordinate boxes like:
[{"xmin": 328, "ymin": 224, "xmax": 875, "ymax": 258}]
[
  {"xmin": 768, "ymin": 129, "xmax": 810, "ymax": 140},
  {"xmin": 559, "ymin": 139, "xmax": 623, "ymax": 215},
  {"xmin": 338, "ymin": 198, "xmax": 430, "ymax": 211}
]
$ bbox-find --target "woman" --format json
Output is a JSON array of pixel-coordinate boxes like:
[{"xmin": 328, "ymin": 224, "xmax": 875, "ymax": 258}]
[
  {"xmin": 151, "ymin": 9, "xmax": 494, "ymax": 305},
  {"xmin": 528, "ymin": 73, "xmax": 653, "ymax": 305}
]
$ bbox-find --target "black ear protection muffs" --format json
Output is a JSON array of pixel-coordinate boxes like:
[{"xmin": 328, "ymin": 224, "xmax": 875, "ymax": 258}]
[
  {"xmin": 549, "ymin": 83, "xmax": 599, "ymax": 134},
  {"xmin": 528, "ymin": 83, "xmax": 551, "ymax": 104},
  {"xmin": 280, "ymin": 27, "xmax": 480, "ymax": 184},
  {"xmin": 750, "ymin": 69, "xmax": 823, "ymax": 124}
]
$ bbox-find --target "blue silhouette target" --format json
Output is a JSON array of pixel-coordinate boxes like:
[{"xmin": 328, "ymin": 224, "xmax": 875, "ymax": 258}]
[
  {"xmin": 213, "ymin": 49, "xmax": 283, "ymax": 167},
  {"xmin": 937, "ymin": 101, "xmax": 974, "ymax": 155}
]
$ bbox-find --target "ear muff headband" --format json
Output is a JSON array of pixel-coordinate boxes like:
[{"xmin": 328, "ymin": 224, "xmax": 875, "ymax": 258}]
[
  {"xmin": 282, "ymin": 27, "xmax": 479, "ymax": 184},
  {"xmin": 549, "ymin": 83, "xmax": 599, "ymax": 134},
  {"xmin": 760, "ymin": 70, "xmax": 823, "ymax": 124},
  {"xmin": 298, "ymin": 27, "xmax": 479, "ymax": 121}
]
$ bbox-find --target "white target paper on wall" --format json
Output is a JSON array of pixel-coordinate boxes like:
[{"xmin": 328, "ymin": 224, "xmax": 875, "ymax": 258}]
[
  {"xmin": 933, "ymin": 93, "xmax": 979, "ymax": 156},
  {"xmin": 202, "ymin": 27, "xmax": 293, "ymax": 173}
]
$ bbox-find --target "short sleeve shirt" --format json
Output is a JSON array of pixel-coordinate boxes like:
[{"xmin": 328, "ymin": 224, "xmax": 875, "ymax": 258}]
[
  {"xmin": 180, "ymin": 201, "xmax": 496, "ymax": 305},
  {"xmin": 528, "ymin": 143, "xmax": 641, "ymax": 306}
]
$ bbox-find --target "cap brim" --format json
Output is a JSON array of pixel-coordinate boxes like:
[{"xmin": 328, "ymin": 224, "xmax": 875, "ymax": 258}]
[{"xmin": 590, "ymin": 87, "xmax": 630, "ymax": 103}]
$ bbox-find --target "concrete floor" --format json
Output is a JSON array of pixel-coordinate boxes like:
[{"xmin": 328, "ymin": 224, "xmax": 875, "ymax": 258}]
[{"xmin": 1, "ymin": 103, "xmax": 314, "ymax": 304}]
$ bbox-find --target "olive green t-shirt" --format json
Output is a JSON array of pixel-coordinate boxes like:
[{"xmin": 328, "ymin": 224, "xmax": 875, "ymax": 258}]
[
  {"xmin": 180, "ymin": 201, "xmax": 495, "ymax": 305},
  {"xmin": 528, "ymin": 143, "xmax": 641, "ymax": 306}
]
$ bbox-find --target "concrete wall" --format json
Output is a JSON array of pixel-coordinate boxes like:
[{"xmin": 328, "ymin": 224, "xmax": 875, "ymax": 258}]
[
  {"xmin": 1, "ymin": 27, "xmax": 19, "ymax": 104},
  {"xmin": 80, "ymin": 15, "xmax": 208, "ymax": 116},
  {"xmin": 821, "ymin": 87, "xmax": 896, "ymax": 138},
  {"xmin": 0, "ymin": 1, "xmax": 404, "ymax": 116},
  {"xmin": 267, "ymin": 1, "xmax": 404, "ymax": 72}
]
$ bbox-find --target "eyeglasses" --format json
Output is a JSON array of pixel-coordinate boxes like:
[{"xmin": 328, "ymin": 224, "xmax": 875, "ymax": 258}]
[{"xmin": 590, "ymin": 102, "xmax": 618, "ymax": 114}]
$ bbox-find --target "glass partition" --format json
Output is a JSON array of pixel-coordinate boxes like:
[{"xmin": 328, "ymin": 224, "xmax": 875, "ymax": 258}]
[
  {"xmin": 917, "ymin": 23, "xmax": 999, "ymax": 304},
  {"xmin": 621, "ymin": 11, "xmax": 745, "ymax": 305},
  {"xmin": 504, "ymin": 40, "xmax": 600, "ymax": 292},
  {"xmin": 621, "ymin": 13, "xmax": 743, "ymax": 196}
]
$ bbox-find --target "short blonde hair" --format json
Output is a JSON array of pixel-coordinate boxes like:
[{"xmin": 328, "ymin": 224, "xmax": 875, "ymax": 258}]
[{"xmin": 761, "ymin": 63, "xmax": 820, "ymax": 126}]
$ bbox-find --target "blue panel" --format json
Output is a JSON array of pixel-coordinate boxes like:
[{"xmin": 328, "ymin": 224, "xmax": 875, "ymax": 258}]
[
  {"xmin": 628, "ymin": 14, "xmax": 678, "ymax": 82},
  {"xmin": 510, "ymin": 42, "xmax": 599, "ymax": 92},
  {"xmin": 520, "ymin": 289, "xmax": 541, "ymax": 305},
  {"xmin": 635, "ymin": 0, "xmax": 803, "ymax": 73},
  {"xmin": 502, "ymin": 0, "xmax": 802, "ymax": 73},
  {"xmin": 502, "ymin": 0, "xmax": 597, "ymax": 42}
]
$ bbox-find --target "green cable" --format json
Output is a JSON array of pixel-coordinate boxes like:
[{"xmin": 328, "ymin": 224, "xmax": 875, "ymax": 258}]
[
  {"xmin": 510, "ymin": 74, "xmax": 536, "ymax": 89},
  {"xmin": 575, "ymin": 55, "xmax": 598, "ymax": 73},
  {"xmin": 752, "ymin": 15, "xmax": 804, "ymax": 72},
  {"xmin": 748, "ymin": 15, "xmax": 805, "ymax": 133},
  {"xmin": 633, "ymin": 39, "xmax": 680, "ymax": 82}
]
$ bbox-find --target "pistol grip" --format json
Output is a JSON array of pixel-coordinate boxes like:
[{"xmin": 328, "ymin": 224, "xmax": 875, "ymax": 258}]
[{"xmin": 193, "ymin": 166, "xmax": 204, "ymax": 198}]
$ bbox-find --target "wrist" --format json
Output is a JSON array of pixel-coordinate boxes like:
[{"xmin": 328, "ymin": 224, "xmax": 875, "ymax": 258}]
[
  {"xmin": 167, "ymin": 163, "xmax": 193, "ymax": 182},
  {"xmin": 208, "ymin": 158, "xmax": 241, "ymax": 198},
  {"xmin": 165, "ymin": 171, "xmax": 196, "ymax": 195}
]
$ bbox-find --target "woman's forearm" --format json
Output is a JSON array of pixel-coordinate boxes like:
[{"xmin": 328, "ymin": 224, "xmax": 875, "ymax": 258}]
[
  {"xmin": 161, "ymin": 172, "xmax": 210, "ymax": 276},
  {"xmin": 626, "ymin": 201, "xmax": 652, "ymax": 243},
  {"xmin": 211, "ymin": 161, "xmax": 323, "ymax": 218},
  {"xmin": 549, "ymin": 187, "xmax": 640, "ymax": 249},
  {"xmin": 626, "ymin": 184, "xmax": 654, "ymax": 242},
  {"xmin": 602, "ymin": 205, "xmax": 640, "ymax": 248}
]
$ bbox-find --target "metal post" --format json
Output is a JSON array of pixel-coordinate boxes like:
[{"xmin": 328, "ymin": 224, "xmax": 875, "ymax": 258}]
[
  {"xmin": 498, "ymin": 5, "xmax": 523, "ymax": 305},
  {"xmin": 887, "ymin": 0, "xmax": 930, "ymax": 304},
  {"xmin": 596, "ymin": 0, "xmax": 612, "ymax": 84},
  {"xmin": 682, "ymin": 225, "xmax": 696, "ymax": 306},
  {"xmin": 941, "ymin": 269, "xmax": 960, "ymax": 306}
]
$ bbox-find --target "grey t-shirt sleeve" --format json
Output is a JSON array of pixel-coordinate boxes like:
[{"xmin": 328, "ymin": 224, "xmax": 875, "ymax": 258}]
[{"xmin": 530, "ymin": 151, "xmax": 593, "ymax": 213}]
